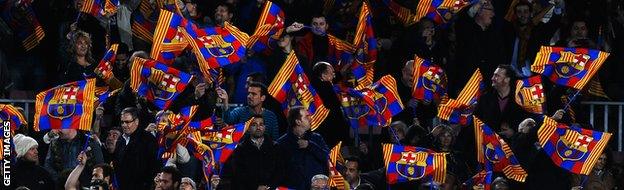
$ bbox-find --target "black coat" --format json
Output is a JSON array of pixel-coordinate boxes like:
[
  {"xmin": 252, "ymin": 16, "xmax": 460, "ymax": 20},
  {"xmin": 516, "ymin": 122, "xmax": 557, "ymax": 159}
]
[
  {"xmin": 220, "ymin": 135, "xmax": 281, "ymax": 189},
  {"xmin": 113, "ymin": 130, "xmax": 158, "ymax": 190},
  {"xmin": 475, "ymin": 88, "xmax": 531, "ymax": 131},
  {"xmin": 11, "ymin": 158, "xmax": 55, "ymax": 190}
]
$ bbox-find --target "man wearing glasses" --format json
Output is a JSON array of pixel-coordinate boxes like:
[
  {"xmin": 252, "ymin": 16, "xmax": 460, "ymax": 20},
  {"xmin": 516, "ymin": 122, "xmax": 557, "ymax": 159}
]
[{"xmin": 113, "ymin": 107, "xmax": 159, "ymax": 189}]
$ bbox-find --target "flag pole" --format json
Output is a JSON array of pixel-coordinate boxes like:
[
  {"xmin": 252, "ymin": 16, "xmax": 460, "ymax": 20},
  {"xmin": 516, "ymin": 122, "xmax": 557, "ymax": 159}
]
[{"xmin": 563, "ymin": 90, "xmax": 581, "ymax": 111}]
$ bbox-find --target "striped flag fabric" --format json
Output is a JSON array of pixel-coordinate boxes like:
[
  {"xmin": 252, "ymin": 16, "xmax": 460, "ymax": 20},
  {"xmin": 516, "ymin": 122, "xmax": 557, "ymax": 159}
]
[
  {"xmin": 514, "ymin": 75, "xmax": 545, "ymax": 114},
  {"xmin": 383, "ymin": 143, "xmax": 446, "ymax": 184},
  {"xmin": 1, "ymin": 0, "xmax": 45, "ymax": 51},
  {"xmin": 130, "ymin": 57, "xmax": 193, "ymax": 110},
  {"xmin": 328, "ymin": 141, "xmax": 349, "ymax": 190},
  {"xmin": 151, "ymin": 10, "xmax": 190, "ymax": 65},
  {"xmin": 267, "ymin": 51, "xmax": 329, "ymax": 131},
  {"xmin": 94, "ymin": 44, "xmax": 119, "ymax": 81},
  {"xmin": 412, "ymin": 55, "xmax": 447, "ymax": 103},
  {"xmin": 474, "ymin": 116, "xmax": 528, "ymax": 182},
  {"xmin": 247, "ymin": 0, "xmax": 285, "ymax": 54},
  {"xmin": 531, "ymin": 46, "xmax": 609, "ymax": 90},
  {"xmin": 437, "ymin": 69, "xmax": 483, "ymax": 125},
  {"xmin": 34, "ymin": 79, "xmax": 96, "ymax": 131},
  {"xmin": 537, "ymin": 116, "xmax": 612, "ymax": 175},
  {"xmin": 351, "ymin": 2, "xmax": 377, "ymax": 87}
]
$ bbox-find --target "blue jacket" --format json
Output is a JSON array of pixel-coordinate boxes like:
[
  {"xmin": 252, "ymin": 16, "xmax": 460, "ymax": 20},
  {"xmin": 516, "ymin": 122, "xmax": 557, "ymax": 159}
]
[{"xmin": 277, "ymin": 131, "xmax": 329, "ymax": 190}]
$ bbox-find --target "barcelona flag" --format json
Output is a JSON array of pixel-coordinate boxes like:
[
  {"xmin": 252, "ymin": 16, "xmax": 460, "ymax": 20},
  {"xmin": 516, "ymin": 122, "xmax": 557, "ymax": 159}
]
[
  {"xmin": 350, "ymin": 2, "xmax": 377, "ymax": 88},
  {"xmin": 537, "ymin": 116, "xmax": 612, "ymax": 175},
  {"xmin": 514, "ymin": 75, "xmax": 545, "ymax": 114},
  {"xmin": 130, "ymin": 57, "xmax": 193, "ymax": 110},
  {"xmin": 531, "ymin": 46, "xmax": 609, "ymax": 90},
  {"xmin": 94, "ymin": 86, "xmax": 120, "ymax": 105},
  {"xmin": 80, "ymin": 0, "xmax": 119, "ymax": 17},
  {"xmin": 335, "ymin": 75, "xmax": 404, "ymax": 128},
  {"xmin": 328, "ymin": 141, "xmax": 349, "ymax": 190},
  {"xmin": 202, "ymin": 118, "xmax": 251, "ymax": 168},
  {"xmin": 34, "ymin": 79, "xmax": 96, "ymax": 131},
  {"xmin": 328, "ymin": 34, "xmax": 356, "ymax": 66},
  {"xmin": 412, "ymin": 55, "xmax": 447, "ymax": 103},
  {"xmin": 184, "ymin": 21, "xmax": 249, "ymax": 81},
  {"xmin": 381, "ymin": 0, "xmax": 473, "ymax": 26},
  {"xmin": 267, "ymin": 51, "xmax": 329, "ymax": 131},
  {"xmin": 131, "ymin": 0, "xmax": 157, "ymax": 43},
  {"xmin": 94, "ymin": 44, "xmax": 119, "ymax": 81},
  {"xmin": 0, "ymin": 104, "xmax": 27, "ymax": 160},
  {"xmin": 437, "ymin": 69, "xmax": 483, "ymax": 125},
  {"xmin": 157, "ymin": 0, "xmax": 182, "ymax": 15},
  {"xmin": 247, "ymin": 0, "xmax": 285, "ymax": 54},
  {"xmin": 461, "ymin": 170, "xmax": 492, "ymax": 190},
  {"xmin": 1, "ymin": 0, "xmax": 45, "ymax": 51},
  {"xmin": 151, "ymin": 10, "xmax": 190, "ymax": 65},
  {"xmin": 474, "ymin": 116, "xmax": 528, "ymax": 182},
  {"xmin": 383, "ymin": 143, "xmax": 446, "ymax": 184}
]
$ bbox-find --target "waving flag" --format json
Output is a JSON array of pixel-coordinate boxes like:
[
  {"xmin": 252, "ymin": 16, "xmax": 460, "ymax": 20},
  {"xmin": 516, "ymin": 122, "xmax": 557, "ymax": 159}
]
[
  {"xmin": 184, "ymin": 22, "xmax": 249, "ymax": 80},
  {"xmin": 94, "ymin": 86, "xmax": 120, "ymax": 105},
  {"xmin": 351, "ymin": 2, "xmax": 377, "ymax": 87},
  {"xmin": 336, "ymin": 75, "xmax": 404, "ymax": 128},
  {"xmin": 0, "ymin": 104, "xmax": 26, "ymax": 160},
  {"xmin": 514, "ymin": 75, "xmax": 545, "ymax": 114},
  {"xmin": 203, "ymin": 119, "xmax": 251, "ymax": 165},
  {"xmin": 474, "ymin": 116, "xmax": 527, "ymax": 182},
  {"xmin": 531, "ymin": 46, "xmax": 609, "ymax": 90},
  {"xmin": 34, "ymin": 79, "xmax": 96, "ymax": 131},
  {"xmin": 151, "ymin": 10, "xmax": 190, "ymax": 65},
  {"xmin": 247, "ymin": 0, "xmax": 285, "ymax": 54},
  {"xmin": 1, "ymin": 0, "xmax": 45, "ymax": 51},
  {"xmin": 80, "ymin": 0, "xmax": 119, "ymax": 17},
  {"xmin": 462, "ymin": 170, "xmax": 492, "ymax": 190},
  {"xmin": 538, "ymin": 116, "xmax": 612, "ymax": 175},
  {"xmin": 381, "ymin": 0, "xmax": 472, "ymax": 26},
  {"xmin": 437, "ymin": 69, "xmax": 483, "ymax": 125},
  {"xmin": 328, "ymin": 35, "xmax": 356, "ymax": 66},
  {"xmin": 383, "ymin": 143, "xmax": 446, "ymax": 184},
  {"xmin": 412, "ymin": 55, "xmax": 447, "ymax": 103},
  {"xmin": 130, "ymin": 57, "xmax": 193, "ymax": 110},
  {"xmin": 131, "ymin": 0, "xmax": 157, "ymax": 43},
  {"xmin": 94, "ymin": 44, "xmax": 119, "ymax": 81},
  {"xmin": 328, "ymin": 141, "xmax": 349, "ymax": 190},
  {"xmin": 268, "ymin": 51, "xmax": 328, "ymax": 131}
]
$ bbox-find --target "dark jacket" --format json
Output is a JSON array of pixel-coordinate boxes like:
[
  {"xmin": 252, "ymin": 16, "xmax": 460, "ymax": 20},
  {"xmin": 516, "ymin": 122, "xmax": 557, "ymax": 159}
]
[
  {"xmin": 113, "ymin": 129, "xmax": 158, "ymax": 190},
  {"xmin": 311, "ymin": 80, "xmax": 350, "ymax": 148},
  {"xmin": 277, "ymin": 131, "xmax": 330, "ymax": 190},
  {"xmin": 475, "ymin": 87, "xmax": 531, "ymax": 132},
  {"xmin": 220, "ymin": 134, "xmax": 281, "ymax": 189},
  {"xmin": 11, "ymin": 158, "xmax": 55, "ymax": 190}
]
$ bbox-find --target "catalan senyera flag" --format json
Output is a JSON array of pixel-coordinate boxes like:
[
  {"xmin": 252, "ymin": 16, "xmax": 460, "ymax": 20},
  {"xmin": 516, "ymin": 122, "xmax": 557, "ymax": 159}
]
[
  {"xmin": 462, "ymin": 170, "xmax": 492, "ymax": 190},
  {"xmin": 437, "ymin": 69, "xmax": 483, "ymax": 125},
  {"xmin": 336, "ymin": 75, "xmax": 404, "ymax": 128},
  {"xmin": 130, "ymin": 57, "xmax": 193, "ymax": 110},
  {"xmin": 203, "ymin": 118, "xmax": 251, "ymax": 165},
  {"xmin": 474, "ymin": 116, "xmax": 528, "ymax": 182},
  {"xmin": 1, "ymin": 0, "xmax": 45, "ymax": 51},
  {"xmin": 328, "ymin": 34, "xmax": 356, "ymax": 66},
  {"xmin": 104, "ymin": 0, "xmax": 120, "ymax": 16},
  {"xmin": 0, "ymin": 104, "xmax": 27, "ymax": 133},
  {"xmin": 34, "ymin": 79, "xmax": 96, "ymax": 131},
  {"xmin": 247, "ymin": 0, "xmax": 285, "ymax": 54},
  {"xmin": 151, "ymin": 10, "xmax": 190, "ymax": 65},
  {"xmin": 94, "ymin": 86, "xmax": 120, "ymax": 105},
  {"xmin": 538, "ymin": 116, "xmax": 612, "ymax": 175},
  {"xmin": 383, "ymin": 143, "xmax": 446, "ymax": 184},
  {"xmin": 412, "ymin": 55, "xmax": 447, "ymax": 103},
  {"xmin": 351, "ymin": 2, "xmax": 377, "ymax": 87},
  {"xmin": 328, "ymin": 141, "xmax": 349, "ymax": 190},
  {"xmin": 184, "ymin": 22, "xmax": 249, "ymax": 80},
  {"xmin": 514, "ymin": 75, "xmax": 545, "ymax": 114},
  {"xmin": 94, "ymin": 44, "xmax": 119, "ymax": 81},
  {"xmin": 268, "ymin": 51, "xmax": 328, "ymax": 131},
  {"xmin": 531, "ymin": 46, "xmax": 609, "ymax": 90},
  {"xmin": 131, "ymin": 0, "xmax": 157, "ymax": 43}
]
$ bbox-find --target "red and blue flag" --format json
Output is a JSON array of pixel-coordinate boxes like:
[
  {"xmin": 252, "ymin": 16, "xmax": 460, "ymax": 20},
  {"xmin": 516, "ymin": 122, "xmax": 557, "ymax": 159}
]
[
  {"xmin": 1, "ymin": 0, "xmax": 45, "ymax": 51},
  {"xmin": 461, "ymin": 170, "xmax": 492, "ymax": 190},
  {"xmin": 514, "ymin": 75, "xmax": 545, "ymax": 114},
  {"xmin": 538, "ymin": 116, "xmax": 612, "ymax": 175},
  {"xmin": 34, "ymin": 79, "xmax": 96, "ymax": 131},
  {"xmin": 531, "ymin": 46, "xmax": 609, "ymax": 90},
  {"xmin": 151, "ymin": 10, "xmax": 190, "ymax": 65},
  {"xmin": 130, "ymin": 57, "xmax": 193, "ymax": 110},
  {"xmin": 247, "ymin": 0, "xmax": 285, "ymax": 54},
  {"xmin": 94, "ymin": 44, "xmax": 118, "ymax": 81},
  {"xmin": 412, "ymin": 55, "xmax": 447, "ymax": 103},
  {"xmin": 267, "ymin": 51, "xmax": 329, "ymax": 131},
  {"xmin": 437, "ymin": 69, "xmax": 483, "ymax": 125},
  {"xmin": 351, "ymin": 2, "xmax": 377, "ymax": 87},
  {"xmin": 131, "ymin": 0, "xmax": 157, "ymax": 43},
  {"xmin": 383, "ymin": 143, "xmax": 446, "ymax": 184},
  {"xmin": 474, "ymin": 116, "xmax": 528, "ymax": 182}
]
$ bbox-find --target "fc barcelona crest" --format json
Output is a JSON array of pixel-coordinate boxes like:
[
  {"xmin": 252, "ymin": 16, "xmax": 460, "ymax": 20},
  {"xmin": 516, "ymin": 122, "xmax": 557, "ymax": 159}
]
[
  {"xmin": 556, "ymin": 132, "xmax": 591, "ymax": 161},
  {"xmin": 422, "ymin": 67, "xmax": 446, "ymax": 92},
  {"xmin": 484, "ymin": 143, "xmax": 501, "ymax": 163},
  {"xmin": 198, "ymin": 35, "xmax": 235, "ymax": 57},
  {"xmin": 47, "ymin": 86, "xmax": 79, "ymax": 119},
  {"xmin": 395, "ymin": 151, "xmax": 427, "ymax": 180},
  {"xmin": 554, "ymin": 51, "xmax": 590, "ymax": 78},
  {"xmin": 340, "ymin": 95, "xmax": 370, "ymax": 120}
]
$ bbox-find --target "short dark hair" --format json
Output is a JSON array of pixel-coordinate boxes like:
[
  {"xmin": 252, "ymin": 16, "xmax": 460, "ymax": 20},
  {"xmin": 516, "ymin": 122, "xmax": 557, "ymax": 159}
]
[
  {"xmin": 311, "ymin": 13, "xmax": 327, "ymax": 22},
  {"xmin": 216, "ymin": 2, "xmax": 235, "ymax": 15},
  {"xmin": 121, "ymin": 107, "xmax": 139, "ymax": 120},
  {"xmin": 514, "ymin": 1, "xmax": 532, "ymax": 12},
  {"xmin": 248, "ymin": 82, "xmax": 268, "ymax": 97},
  {"xmin": 161, "ymin": 166, "xmax": 182, "ymax": 185},
  {"xmin": 247, "ymin": 72, "xmax": 266, "ymax": 85},
  {"xmin": 344, "ymin": 156, "xmax": 360, "ymax": 165},
  {"xmin": 313, "ymin": 62, "xmax": 332, "ymax": 78},
  {"xmin": 287, "ymin": 106, "xmax": 306, "ymax": 128},
  {"xmin": 496, "ymin": 64, "xmax": 516, "ymax": 80},
  {"xmin": 93, "ymin": 163, "xmax": 114, "ymax": 179}
]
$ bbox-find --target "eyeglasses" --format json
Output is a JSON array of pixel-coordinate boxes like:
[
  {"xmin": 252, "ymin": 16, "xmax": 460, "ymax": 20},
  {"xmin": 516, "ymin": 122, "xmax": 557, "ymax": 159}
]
[{"xmin": 121, "ymin": 118, "xmax": 136, "ymax": 124}]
